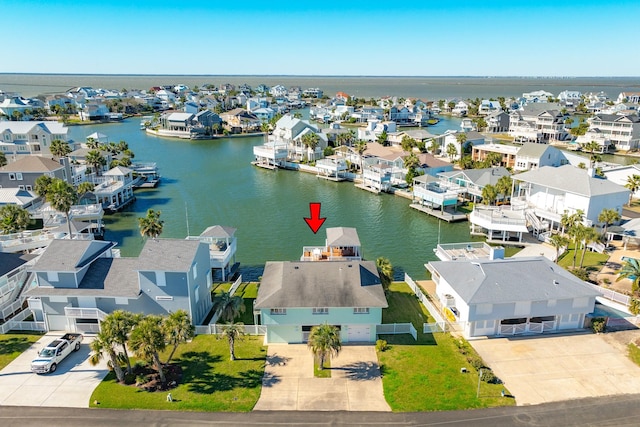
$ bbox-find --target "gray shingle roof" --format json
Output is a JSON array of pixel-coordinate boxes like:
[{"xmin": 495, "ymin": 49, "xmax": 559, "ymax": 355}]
[
  {"xmin": 439, "ymin": 167, "xmax": 510, "ymax": 186},
  {"xmin": 0, "ymin": 156, "xmax": 63, "ymax": 172},
  {"xmin": 255, "ymin": 261, "xmax": 388, "ymax": 309},
  {"xmin": 514, "ymin": 165, "xmax": 629, "ymax": 197},
  {"xmin": 428, "ymin": 257, "xmax": 601, "ymax": 305},
  {"xmin": 326, "ymin": 227, "xmax": 360, "ymax": 247},
  {"xmin": 0, "ymin": 252, "xmax": 35, "ymax": 277},
  {"xmin": 516, "ymin": 143, "xmax": 554, "ymax": 158},
  {"xmin": 137, "ymin": 239, "xmax": 202, "ymax": 272},
  {"xmin": 200, "ymin": 225, "xmax": 236, "ymax": 238},
  {"xmin": 31, "ymin": 240, "xmax": 115, "ymax": 272}
]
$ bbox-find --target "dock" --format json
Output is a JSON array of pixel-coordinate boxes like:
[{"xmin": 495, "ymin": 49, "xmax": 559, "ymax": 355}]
[
  {"xmin": 317, "ymin": 174, "xmax": 345, "ymax": 182},
  {"xmin": 409, "ymin": 203, "xmax": 468, "ymax": 222},
  {"xmin": 251, "ymin": 161, "xmax": 278, "ymax": 170},
  {"xmin": 355, "ymin": 183, "xmax": 381, "ymax": 194}
]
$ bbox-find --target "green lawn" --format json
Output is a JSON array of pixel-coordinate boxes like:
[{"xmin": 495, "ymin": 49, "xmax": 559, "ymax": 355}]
[
  {"xmin": 314, "ymin": 357, "xmax": 331, "ymax": 378},
  {"xmin": 210, "ymin": 282, "xmax": 259, "ymax": 324},
  {"xmin": 557, "ymin": 246, "xmax": 609, "ymax": 271},
  {"xmin": 628, "ymin": 343, "xmax": 640, "ymax": 367},
  {"xmin": 0, "ymin": 333, "xmax": 43, "ymax": 370},
  {"xmin": 378, "ymin": 282, "xmax": 514, "ymax": 411},
  {"xmin": 90, "ymin": 335, "xmax": 266, "ymax": 411}
]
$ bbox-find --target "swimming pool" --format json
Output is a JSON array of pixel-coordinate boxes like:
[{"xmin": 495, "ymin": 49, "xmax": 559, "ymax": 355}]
[{"xmin": 590, "ymin": 302, "xmax": 631, "ymax": 319}]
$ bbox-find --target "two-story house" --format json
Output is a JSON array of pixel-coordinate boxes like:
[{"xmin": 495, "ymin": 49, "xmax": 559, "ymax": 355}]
[
  {"xmin": 0, "ymin": 121, "xmax": 69, "ymax": 158},
  {"xmin": 25, "ymin": 238, "xmax": 213, "ymax": 333},
  {"xmin": 0, "ymin": 155, "xmax": 72, "ymax": 190},
  {"xmin": 587, "ymin": 114, "xmax": 640, "ymax": 151}
]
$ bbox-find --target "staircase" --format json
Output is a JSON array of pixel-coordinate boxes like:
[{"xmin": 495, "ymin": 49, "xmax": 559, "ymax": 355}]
[{"xmin": 525, "ymin": 210, "xmax": 545, "ymax": 236}]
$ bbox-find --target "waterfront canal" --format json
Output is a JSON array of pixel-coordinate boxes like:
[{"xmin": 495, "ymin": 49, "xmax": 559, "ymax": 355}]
[{"xmin": 68, "ymin": 118, "xmax": 471, "ymax": 280}]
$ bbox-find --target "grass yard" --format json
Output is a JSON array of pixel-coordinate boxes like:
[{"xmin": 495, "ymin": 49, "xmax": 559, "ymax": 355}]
[
  {"xmin": 0, "ymin": 333, "xmax": 43, "ymax": 370},
  {"xmin": 233, "ymin": 283, "xmax": 259, "ymax": 325},
  {"xmin": 90, "ymin": 335, "xmax": 266, "ymax": 412},
  {"xmin": 378, "ymin": 282, "xmax": 514, "ymax": 411},
  {"xmin": 313, "ymin": 357, "xmax": 331, "ymax": 378},
  {"xmin": 557, "ymin": 245, "xmax": 609, "ymax": 271},
  {"xmin": 628, "ymin": 343, "xmax": 640, "ymax": 367}
]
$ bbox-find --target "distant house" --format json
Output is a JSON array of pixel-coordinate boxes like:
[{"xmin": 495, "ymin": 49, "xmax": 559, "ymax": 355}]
[
  {"xmin": 438, "ymin": 167, "xmax": 511, "ymax": 203},
  {"xmin": 508, "ymin": 104, "xmax": 569, "ymax": 143},
  {"xmin": 522, "ymin": 90, "xmax": 554, "ymax": 103},
  {"xmin": 161, "ymin": 112, "xmax": 195, "ymax": 132},
  {"xmin": 485, "ymin": 111, "xmax": 510, "ymax": 133},
  {"xmin": 0, "ymin": 155, "xmax": 72, "ymax": 190},
  {"xmin": 472, "ymin": 143, "xmax": 519, "ymax": 169},
  {"xmin": 78, "ymin": 102, "xmax": 110, "ymax": 121},
  {"xmin": 617, "ymin": 92, "xmax": 640, "ymax": 104},
  {"xmin": 254, "ymin": 260, "xmax": 387, "ymax": 344},
  {"xmin": 0, "ymin": 121, "xmax": 69, "ymax": 157},
  {"xmin": 426, "ymin": 256, "xmax": 601, "ymax": 338},
  {"xmin": 220, "ymin": 108, "xmax": 260, "ymax": 133},
  {"xmin": 478, "ymin": 100, "xmax": 502, "ymax": 116},
  {"xmin": 93, "ymin": 166, "xmax": 135, "ymax": 212},
  {"xmin": 587, "ymin": 114, "xmax": 640, "ymax": 151},
  {"xmin": 513, "ymin": 143, "xmax": 569, "ymax": 171},
  {"xmin": 25, "ymin": 238, "xmax": 213, "ymax": 332}
]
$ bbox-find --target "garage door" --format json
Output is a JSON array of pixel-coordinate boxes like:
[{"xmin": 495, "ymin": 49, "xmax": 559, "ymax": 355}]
[{"xmin": 347, "ymin": 325, "xmax": 370, "ymax": 342}]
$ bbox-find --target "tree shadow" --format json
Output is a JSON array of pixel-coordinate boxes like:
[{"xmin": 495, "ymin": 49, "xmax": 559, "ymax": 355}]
[
  {"xmin": 0, "ymin": 336, "xmax": 36, "ymax": 356},
  {"xmin": 266, "ymin": 354, "xmax": 290, "ymax": 366},
  {"xmin": 332, "ymin": 361, "xmax": 381, "ymax": 381}
]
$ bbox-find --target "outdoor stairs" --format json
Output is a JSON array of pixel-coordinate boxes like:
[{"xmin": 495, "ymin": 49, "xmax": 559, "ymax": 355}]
[{"xmin": 525, "ymin": 209, "xmax": 544, "ymax": 235}]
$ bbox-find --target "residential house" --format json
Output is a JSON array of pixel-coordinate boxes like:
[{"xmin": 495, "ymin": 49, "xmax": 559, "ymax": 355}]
[
  {"xmin": 0, "ymin": 97, "xmax": 35, "ymax": 119},
  {"xmin": 92, "ymin": 166, "xmax": 135, "ymax": 212},
  {"xmin": 357, "ymin": 119, "xmax": 397, "ymax": 142},
  {"xmin": 160, "ymin": 112, "xmax": 195, "ymax": 132},
  {"xmin": 302, "ymin": 88, "xmax": 323, "ymax": 98},
  {"xmin": 426, "ymin": 255, "xmax": 600, "ymax": 338},
  {"xmin": 438, "ymin": 130, "xmax": 485, "ymax": 161},
  {"xmin": 513, "ymin": 143, "xmax": 569, "ymax": 171},
  {"xmin": 522, "ymin": 90, "xmax": 554, "ymax": 103},
  {"xmin": 220, "ymin": 108, "xmax": 260, "ymax": 133},
  {"xmin": 411, "ymin": 174, "xmax": 460, "ymax": 211},
  {"xmin": 602, "ymin": 164, "xmax": 640, "ymax": 200},
  {"xmin": 254, "ymin": 260, "xmax": 387, "ymax": 344},
  {"xmin": 78, "ymin": 102, "xmax": 110, "ymax": 121},
  {"xmin": 574, "ymin": 128, "xmax": 613, "ymax": 153},
  {"xmin": 451, "ymin": 101, "xmax": 469, "ymax": 117},
  {"xmin": 270, "ymin": 85, "xmax": 287, "ymax": 97},
  {"xmin": 485, "ymin": 111, "xmax": 510, "ymax": 133},
  {"xmin": 0, "ymin": 156, "xmax": 72, "ymax": 190},
  {"xmin": 186, "ymin": 225, "xmax": 237, "ymax": 281},
  {"xmin": 508, "ymin": 104, "xmax": 569, "ymax": 143},
  {"xmin": 472, "ymin": 144, "xmax": 519, "ymax": 169},
  {"xmin": 617, "ymin": 92, "xmax": 640, "ymax": 104},
  {"xmin": 437, "ymin": 167, "xmax": 511, "ymax": 203},
  {"xmin": 513, "ymin": 165, "xmax": 629, "ymax": 227},
  {"xmin": 586, "ymin": 114, "xmax": 640, "ymax": 151},
  {"xmin": 478, "ymin": 100, "xmax": 502, "ymax": 116},
  {"xmin": 558, "ymin": 90, "xmax": 582, "ymax": 106},
  {"xmin": 25, "ymin": 238, "xmax": 213, "ymax": 332},
  {"xmin": 193, "ymin": 110, "xmax": 222, "ymax": 128},
  {"xmin": 0, "ymin": 188, "xmax": 39, "ymax": 209},
  {"xmin": 184, "ymin": 101, "xmax": 199, "ymax": 115},
  {"xmin": 315, "ymin": 156, "xmax": 349, "ymax": 181},
  {"xmin": 270, "ymin": 114, "xmax": 327, "ymax": 161},
  {"xmin": 415, "ymin": 152, "xmax": 453, "ymax": 177},
  {"xmin": 0, "ymin": 252, "xmax": 36, "ymax": 321},
  {"xmin": 0, "ymin": 121, "xmax": 69, "ymax": 158}
]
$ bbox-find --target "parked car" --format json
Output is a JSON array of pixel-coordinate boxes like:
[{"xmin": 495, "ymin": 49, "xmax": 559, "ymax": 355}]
[{"xmin": 31, "ymin": 333, "xmax": 83, "ymax": 374}]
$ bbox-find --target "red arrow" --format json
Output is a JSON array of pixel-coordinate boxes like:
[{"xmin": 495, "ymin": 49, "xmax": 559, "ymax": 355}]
[{"xmin": 304, "ymin": 202, "xmax": 326, "ymax": 234}]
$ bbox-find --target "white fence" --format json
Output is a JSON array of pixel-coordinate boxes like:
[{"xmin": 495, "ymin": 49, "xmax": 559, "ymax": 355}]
[
  {"xmin": 228, "ymin": 275, "xmax": 243, "ymax": 296},
  {"xmin": 376, "ymin": 323, "xmax": 417, "ymax": 340},
  {"xmin": 589, "ymin": 283, "xmax": 631, "ymax": 307},
  {"xmin": 404, "ymin": 273, "xmax": 447, "ymax": 326},
  {"xmin": 423, "ymin": 321, "xmax": 448, "ymax": 333},
  {"xmin": 0, "ymin": 307, "xmax": 46, "ymax": 334},
  {"xmin": 195, "ymin": 324, "xmax": 266, "ymax": 335}
]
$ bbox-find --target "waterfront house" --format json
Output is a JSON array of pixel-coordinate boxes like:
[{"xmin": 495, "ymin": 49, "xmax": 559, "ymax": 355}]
[
  {"xmin": 186, "ymin": 225, "xmax": 238, "ymax": 281},
  {"xmin": 586, "ymin": 114, "xmax": 640, "ymax": 151},
  {"xmin": 617, "ymin": 92, "xmax": 640, "ymax": 104},
  {"xmin": 478, "ymin": 100, "xmax": 502, "ymax": 116},
  {"xmin": 0, "ymin": 155, "xmax": 72, "ymax": 190},
  {"xmin": 161, "ymin": 112, "xmax": 195, "ymax": 132},
  {"xmin": 92, "ymin": 166, "xmax": 135, "ymax": 212},
  {"xmin": 508, "ymin": 104, "xmax": 569, "ymax": 143},
  {"xmin": 270, "ymin": 114, "xmax": 327, "ymax": 161},
  {"xmin": 522, "ymin": 90, "xmax": 554, "ymax": 103},
  {"xmin": 485, "ymin": 111, "xmax": 510, "ymax": 133},
  {"xmin": 437, "ymin": 167, "xmax": 511, "ymax": 203},
  {"xmin": 357, "ymin": 119, "xmax": 397, "ymax": 142},
  {"xmin": 513, "ymin": 143, "xmax": 569, "ymax": 171},
  {"xmin": 254, "ymin": 260, "xmax": 387, "ymax": 344},
  {"xmin": 0, "ymin": 121, "xmax": 69, "ymax": 158},
  {"xmin": 472, "ymin": 143, "xmax": 519, "ymax": 169},
  {"xmin": 78, "ymin": 102, "xmax": 110, "ymax": 121},
  {"xmin": 316, "ymin": 156, "xmax": 349, "ymax": 181},
  {"xmin": 25, "ymin": 238, "xmax": 213, "ymax": 332},
  {"xmin": 512, "ymin": 165, "xmax": 629, "ymax": 227},
  {"xmin": 220, "ymin": 108, "xmax": 261, "ymax": 133},
  {"xmin": 558, "ymin": 90, "xmax": 582, "ymax": 106},
  {"xmin": 300, "ymin": 227, "xmax": 363, "ymax": 262},
  {"xmin": 451, "ymin": 101, "xmax": 469, "ymax": 117},
  {"xmin": 426, "ymin": 255, "xmax": 601, "ymax": 338},
  {"xmin": 411, "ymin": 174, "xmax": 461, "ymax": 211},
  {"xmin": 574, "ymin": 128, "xmax": 613, "ymax": 153},
  {"xmin": 0, "ymin": 97, "xmax": 36, "ymax": 119},
  {"xmin": 602, "ymin": 164, "xmax": 640, "ymax": 200}
]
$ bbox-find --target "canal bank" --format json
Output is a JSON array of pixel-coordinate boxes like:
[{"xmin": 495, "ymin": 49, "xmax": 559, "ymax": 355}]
[{"xmin": 68, "ymin": 118, "xmax": 472, "ymax": 281}]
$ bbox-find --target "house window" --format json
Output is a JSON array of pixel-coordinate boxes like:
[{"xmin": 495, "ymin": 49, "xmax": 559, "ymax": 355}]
[
  {"xmin": 18, "ymin": 185, "xmax": 25, "ymax": 190},
  {"xmin": 26, "ymin": 185, "xmax": 32, "ymax": 191},
  {"xmin": 9, "ymin": 173, "xmax": 15, "ymax": 180},
  {"xmin": 115, "ymin": 298, "xmax": 129, "ymax": 305},
  {"xmin": 206, "ymin": 270, "xmax": 212, "ymax": 289},
  {"xmin": 156, "ymin": 272, "xmax": 166, "ymax": 287},
  {"xmin": 47, "ymin": 271, "xmax": 59, "ymax": 282},
  {"xmin": 270, "ymin": 308, "xmax": 286, "ymax": 315},
  {"xmin": 353, "ymin": 308, "xmax": 369, "ymax": 314},
  {"xmin": 195, "ymin": 285, "xmax": 200, "ymax": 303},
  {"xmin": 16, "ymin": 173, "xmax": 23, "ymax": 180},
  {"xmin": 312, "ymin": 307, "xmax": 329, "ymax": 315},
  {"xmin": 192, "ymin": 263, "xmax": 198, "ymax": 280}
]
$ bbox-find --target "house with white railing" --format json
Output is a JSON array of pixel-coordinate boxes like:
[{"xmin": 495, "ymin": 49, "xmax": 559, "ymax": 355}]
[
  {"xmin": 437, "ymin": 167, "xmax": 511, "ymax": 203},
  {"xmin": 469, "ymin": 206, "xmax": 529, "ymax": 242},
  {"xmin": 0, "ymin": 252, "xmax": 35, "ymax": 322},
  {"xmin": 411, "ymin": 174, "xmax": 461, "ymax": 211},
  {"xmin": 586, "ymin": 114, "xmax": 640, "ymax": 151},
  {"xmin": 426, "ymin": 256, "xmax": 601, "ymax": 338},
  {"xmin": 513, "ymin": 165, "xmax": 629, "ymax": 228},
  {"xmin": 92, "ymin": 166, "xmax": 135, "ymax": 212},
  {"xmin": 24, "ymin": 238, "xmax": 213, "ymax": 333},
  {"xmin": 301, "ymin": 227, "xmax": 362, "ymax": 262},
  {"xmin": 187, "ymin": 225, "xmax": 237, "ymax": 281}
]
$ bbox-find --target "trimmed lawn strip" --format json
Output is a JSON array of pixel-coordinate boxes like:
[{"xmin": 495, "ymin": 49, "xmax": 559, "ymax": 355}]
[
  {"xmin": 557, "ymin": 246, "xmax": 609, "ymax": 271},
  {"xmin": 0, "ymin": 333, "xmax": 43, "ymax": 370},
  {"xmin": 90, "ymin": 335, "xmax": 266, "ymax": 411},
  {"xmin": 378, "ymin": 333, "xmax": 514, "ymax": 411},
  {"xmin": 314, "ymin": 357, "xmax": 331, "ymax": 378},
  {"xmin": 628, "ymin": 343, "xmax": 640, "ymax": 367}
]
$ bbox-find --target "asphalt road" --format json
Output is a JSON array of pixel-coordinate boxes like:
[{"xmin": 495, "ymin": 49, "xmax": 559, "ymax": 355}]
[{"xmin": 3, "ymin": 394, "xmax": 640, "ymax": 427}]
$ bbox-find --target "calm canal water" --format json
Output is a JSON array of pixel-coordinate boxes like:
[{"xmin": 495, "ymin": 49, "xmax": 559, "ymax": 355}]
[{"xmin": 68, "ymin": 118, "xmax": 471, "ymax": 280}]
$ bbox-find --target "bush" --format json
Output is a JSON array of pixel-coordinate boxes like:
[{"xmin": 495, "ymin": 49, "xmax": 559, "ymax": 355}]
[
  {"xmin": 467, "ymin": 356, "xmax": 485, "ymax": 371},
  {"xmin": 124, "ymin": 373, "xmax": 136, "ymax": 385},
  {"xmin": 376, "ymin": 339, "xmax": 388, "ymax": 352},
  {"xmin": 591, "ymin": 317, "xmax": 606, "ymax": 333},
  {"xmin": 480, "ymin": 369, "xmax": 500, "ymax": 384},
  {"xmin": 135, "ymin": 374, "xmax": 149, "ymax": 386},
  {"xmin": 570, "ymin": 268, "xmax": 590, "ymax": 281}
]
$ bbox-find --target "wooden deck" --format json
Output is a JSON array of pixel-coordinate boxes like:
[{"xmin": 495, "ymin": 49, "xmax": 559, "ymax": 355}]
[
  {"xmin": 409, "ymin": 203, "xmax": 468, "ymax": 222},
  {"xmin": 251, "ymin": 161, "xmax": 278, "ymax": 170},
  {"xmin": 355, "ymin": 183, "xmax": 381, "ymax": 194}
]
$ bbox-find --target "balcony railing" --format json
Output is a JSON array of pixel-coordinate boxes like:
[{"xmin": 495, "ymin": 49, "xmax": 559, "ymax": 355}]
[{"xmin": 64, "ymin": 306, "xmax": 108, "ymax": 321}]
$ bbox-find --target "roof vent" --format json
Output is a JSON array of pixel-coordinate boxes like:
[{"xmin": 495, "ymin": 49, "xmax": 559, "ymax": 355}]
[
  {"xmin": 348, "ymin": 264, "xmax": 353, "ymax": 268},
  {"xmin": 553, "ymin": 280, "xmax": 559, "ymax": 285},
  {"xmin": 294, "ymin": 266, "xmax": 299, "ymax": 270}
]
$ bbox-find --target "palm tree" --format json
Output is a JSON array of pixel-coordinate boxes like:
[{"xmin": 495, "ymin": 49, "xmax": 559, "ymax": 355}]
[
  {"xmin": 581, "ymin": 141, "xmax": 601, "ymax": 167},
  {"xmin": 579, "ymin": 226, "xmax": 600, "ymax": 268},
  {"xmin": 89, "ymin": 330, "xmax": 125, "ymax": 383},
  {"xmin": 455, "ymin": 132, "xmax": 467, "ymax": 150},
  {"xmin": 598, "ymin": 208, "xmax": 621, "ymax": 238},
  {"xmin": 300, "ymin": 133, "xmax": 320, "ymax": 161},
  {"xmin": 46, "ymin": 178, "xmax": 78, "ymax": 239},
  {"xmin": 481, "ymin": 184, "xmax": 498, "ymax": 206},
  {"xmin": 0, "ymin": 152, "xmax": 7, "ymax": 167},
  {"xmin": 138, "ymin": 209, "xmax": 164, "ymax": 239},
  {"xmin": 560, "ymin": 209, "xmax": 584, "ymax": 236},
  {"xmin": 307, "ymin": 323, "xmax": 341, "ymax": 370},
  {"xmin": 376, "ymin": 257, "xmax": 393, "ymax": 292},
  {"xmin": 85, "ymin": 137, "xmax": 100, "ymax": 150},
  {"xmin": 163, "ymin": 309, "xmax": 195, "ymax": 364},
  {"xmin": 34, "ymin": 175, "xmax": 53, "ymax": 198},
  {"xmin": 49, "ymin": 139, "xmax": 71, "ymax": 158},
  {"xmin": 0, "ymin": 204, "xmax": 31, "ymax": 234},
  {"xmin": 76, "ymin": 181, "xmax": 94, "ymax": 196},
  {"xmin": 446, "ymin": 143, "xmax": 458, "ymax": 161},
  {"xmin": 483, "ymin": 152, "xmax": 502, "ymax": 168},
  {"xmin": 212, "ymin": 291, "xmax": 246, "ymax": 323},
  {"xmin": 377, "ymin": 130, "xmax": 388, "ymax": 146},
  {"xmin": 549, "ymin": 233, "xmax": 569, "ymax": 264},
  {"xmin": 220, "ymin": 322, "xmax": 245, "ymax": 361},
  {"xmin": 86, "ymin": 150, "xmax": 106, "ymax": 176},
  {"xmin": 428, "ymin": 139, "xmax": 439, "ymax": 155},
  {"xmin": 129, "ymin": 315, "xmax": 167, "ymax": 383},
  {"xmin": 355, "ymin": 140, "xmax": 367, "ymax": 172},
  {"xmin": 495, "ymin": 175, "xmax": 513, "ymax": 203},
  {"xmin": 617, "ymin": 257, "xmax": 640, "ymax": 295},
  {"xmin": 101, "ymin": 310, "xmax": 140, "ymax": 375},
  {"xmin": 568, "ymin": 224, "xmax": 589, "ymax": 269},
  {"xmin": 625, "ymin": 174, "xmax": 640, "ymax": 206}
]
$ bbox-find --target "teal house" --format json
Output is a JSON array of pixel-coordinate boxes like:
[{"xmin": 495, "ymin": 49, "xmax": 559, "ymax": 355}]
[{"xmin": 254, "ymin": 260, "xmax": 388, "ymax": 344}]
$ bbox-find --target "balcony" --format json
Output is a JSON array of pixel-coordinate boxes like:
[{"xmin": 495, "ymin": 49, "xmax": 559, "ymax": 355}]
[
  {"xmin": 69, "ymin": 204, "xmax": 104, "ymax": 220},
  {"xmin": 470, "ymin": 207, "xmax": 528, "ymax": 232},
  {"xmin": 301, "ymin": 246, "xmax": 361, "ymax": 261},
  {"xmin": 413, "ymin": 183, "xmax": 459, "ymax": 207},
  {"xmin": 64, "ymin": 306, "xmax": 108, "ymax": 321}
]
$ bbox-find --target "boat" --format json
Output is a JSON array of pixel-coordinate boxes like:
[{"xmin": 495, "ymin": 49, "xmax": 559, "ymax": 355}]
[{"xmin": 131, "ymin": 162, "xmax": 161, "ymax": 188}]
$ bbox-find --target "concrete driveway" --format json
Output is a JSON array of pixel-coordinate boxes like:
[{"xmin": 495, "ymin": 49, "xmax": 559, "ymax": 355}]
[
  {"xmin": 0, "ymin": 333, "xmax": 109, "ymax": 407},
  {"xmin": 470, "ymin": 332, "xmax": 640, "ymax": 406},
  {"xmin": 254, "ymin": 344, "xmax": 390, "ymax": 411}
]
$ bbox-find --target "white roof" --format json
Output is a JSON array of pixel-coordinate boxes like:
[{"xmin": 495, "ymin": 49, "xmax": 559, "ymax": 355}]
[
  {"xmin": 167, "ymin": 112, "xmax": 193, "ymax": 121},
  {"xmin": 0, "ymin": 188, "xmax": 38, "ymax": 206},
  {"xmin": 514, "ymin": 165, "xmax": 629, "ymax": 197},
  {"xmin": 0, "ymin": 121, "xmax": 68, "ymax": 135}
]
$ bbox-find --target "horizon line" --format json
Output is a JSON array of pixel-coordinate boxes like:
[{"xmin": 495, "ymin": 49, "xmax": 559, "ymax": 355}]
[{"xmin": 1, "ymin": 72, "xmax": 639, "ymax": 79}]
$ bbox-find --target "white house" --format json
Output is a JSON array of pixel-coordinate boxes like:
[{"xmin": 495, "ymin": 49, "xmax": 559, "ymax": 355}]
[
  {"xmin": 0, "ymin": 121, "xmax": 69, "ymax": 157},
  {"xmin": 587, "ymin": 114, "xmax": 640, "ymax": 151},
  {"xmin": 602, "ymin": 164, "xmax": 640, "ymax": 200},
  {"xmin": 514, "ymin": 143, "xmax": 570, "ymax": 172},
  {"xmin": 513, "ymin": 165, "xmax": 630, "ymax": 227},
  {"xmin": 426, "ymin": 256, "xmax": 601, "ymax": 338}
]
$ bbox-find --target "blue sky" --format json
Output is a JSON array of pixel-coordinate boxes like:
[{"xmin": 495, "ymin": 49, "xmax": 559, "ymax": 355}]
[{"xmin": 4, "ymin": 0, "xmax": 639, "ymax": 76}]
